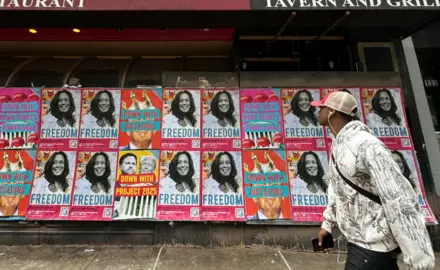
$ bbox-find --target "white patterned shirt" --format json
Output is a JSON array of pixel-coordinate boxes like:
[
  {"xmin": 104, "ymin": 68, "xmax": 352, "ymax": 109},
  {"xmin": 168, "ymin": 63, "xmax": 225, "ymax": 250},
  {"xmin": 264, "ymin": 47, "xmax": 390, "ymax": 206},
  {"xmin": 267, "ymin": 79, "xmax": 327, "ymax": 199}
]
[{"xmin": 322, "ymin": 120, "xmax": 434, "ymax": 270}]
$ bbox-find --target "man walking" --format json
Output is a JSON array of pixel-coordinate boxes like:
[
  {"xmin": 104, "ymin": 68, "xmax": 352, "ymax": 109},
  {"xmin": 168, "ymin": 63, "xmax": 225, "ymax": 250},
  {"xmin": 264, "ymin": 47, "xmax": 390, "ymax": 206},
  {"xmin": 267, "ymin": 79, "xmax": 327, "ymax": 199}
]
[{"xmin": 313, "ymin": 91, "xmax": 434, "ymax": 269}]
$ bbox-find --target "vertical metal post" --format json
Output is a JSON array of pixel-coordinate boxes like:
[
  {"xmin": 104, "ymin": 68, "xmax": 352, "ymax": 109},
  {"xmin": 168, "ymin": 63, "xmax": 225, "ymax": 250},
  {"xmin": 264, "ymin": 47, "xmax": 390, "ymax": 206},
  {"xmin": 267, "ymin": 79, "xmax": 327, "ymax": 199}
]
[
  {"xmin": 180, "ymin": 57, "xmax": 186, "ymax": 71},
  {"xmin": 63, "ymin": 57, "xmax": 89, "ymax": 86},
  {"xmin": 121, "ymin": 57, "xmax": 137, "ymax": 88},
  {"xmin": 395, "ymin": 37, "xmax": 440, "ymax": 196},
  {"xmin": 232, "ymin": 32, "xmax": 242, "ymax": 73}
]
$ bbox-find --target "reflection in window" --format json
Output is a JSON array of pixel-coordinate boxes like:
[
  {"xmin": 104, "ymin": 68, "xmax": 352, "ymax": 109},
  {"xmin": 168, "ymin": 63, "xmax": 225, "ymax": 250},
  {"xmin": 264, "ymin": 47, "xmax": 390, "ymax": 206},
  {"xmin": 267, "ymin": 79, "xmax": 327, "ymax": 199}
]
[
  {"xmin": 0, "ymin": 57, "xmax": 28, "ymax": 87},
  {"xmin": 184, "ymin": 57, "xmax": 232, "ymax": 72},
  {"xmin": 70, "ymin": 58, "xmax": 129, "ymax": 88},
  {"xmin": 11, "ymin": 57, "xmax": 79, "ymax": 88},
  {"xmin": 124, "ymin": 58, "xmax": 181, "ymax": 87}
]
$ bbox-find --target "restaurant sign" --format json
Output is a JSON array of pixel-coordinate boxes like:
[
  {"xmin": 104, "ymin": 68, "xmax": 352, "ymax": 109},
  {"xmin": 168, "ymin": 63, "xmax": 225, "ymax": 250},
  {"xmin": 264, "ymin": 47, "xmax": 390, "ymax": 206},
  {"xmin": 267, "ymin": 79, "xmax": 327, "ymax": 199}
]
[
  {"xmin": 251, "ymin": 0, "xmax": 440, "ymax": 9},
  {"xmin": 0, "ymin": 0, "xmax": 84, "ymax": 8},
  {"xmin": 0, "ymin": 0, "xmax": 249, "ymax": 10},
  {"xmin": 1, "ymin": 0, "xmax": 439, "ymax": 10}
]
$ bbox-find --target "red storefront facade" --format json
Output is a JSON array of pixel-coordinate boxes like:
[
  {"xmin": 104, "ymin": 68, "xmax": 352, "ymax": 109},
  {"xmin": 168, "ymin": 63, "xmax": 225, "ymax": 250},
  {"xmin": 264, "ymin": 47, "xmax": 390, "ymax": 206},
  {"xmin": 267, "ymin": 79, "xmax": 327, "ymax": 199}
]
[{"xmin": 0, "ymin": 0, "xmax": 440, "ymax": 248}]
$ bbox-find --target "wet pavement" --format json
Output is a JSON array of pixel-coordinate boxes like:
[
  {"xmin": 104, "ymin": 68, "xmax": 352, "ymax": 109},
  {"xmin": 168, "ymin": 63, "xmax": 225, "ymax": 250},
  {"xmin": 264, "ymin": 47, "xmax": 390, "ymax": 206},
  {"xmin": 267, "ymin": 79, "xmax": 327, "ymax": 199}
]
[{"xmin": 0, "ymin": 245, "xmax": 439, "ymax": 269}]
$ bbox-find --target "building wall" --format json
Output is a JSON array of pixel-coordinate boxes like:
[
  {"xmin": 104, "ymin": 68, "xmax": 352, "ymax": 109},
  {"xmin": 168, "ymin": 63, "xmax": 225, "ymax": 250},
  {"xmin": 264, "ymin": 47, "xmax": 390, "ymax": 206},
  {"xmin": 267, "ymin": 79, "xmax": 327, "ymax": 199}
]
[{"xmin": 1, "ymin": 70, "xmax": 431, "ymax": 249}]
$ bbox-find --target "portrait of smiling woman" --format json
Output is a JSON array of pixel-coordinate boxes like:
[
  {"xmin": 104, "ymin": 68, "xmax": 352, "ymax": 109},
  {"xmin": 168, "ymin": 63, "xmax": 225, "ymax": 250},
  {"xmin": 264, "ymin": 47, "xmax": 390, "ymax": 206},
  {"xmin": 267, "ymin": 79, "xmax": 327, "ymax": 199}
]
[
  {"xmin": 290, "ymin": 151, "xmax": 328, "ymax": 194},
  {"xmin": 203, "ymin": 91, "xmax": 238, "ymax": 129},
  {"xmin": 32, "ymin": 151, "xmax": 72, "ymax": 194},
  {"xmin": 203, "ymin": 152, "xmax": 241, "ymax": 195},
  {"xmin": 284, "ymin": 89, "xmax": 319, "ymax": 128},
  {"xmin": 82, "ymin": 90, "xmax": 117, "ymax": 128},
  {"xmin": 162, "ymin": 90, "xmax": 199, "ymax": 129},
  {"xmin": 159, "ymin": 151, "xmax": 198, "ymax": 194},
  {"xmin": 42, "ymin": 90, "xmax": 78, "ymax": 129},
  {"xmin": 74, "ymin": 152, "xmax": 114, "ymax": 196},
  {"xmin": 366, "ymin": 88, "xmax": 403, "ymax": 127},
  {"xmin": 391, "ymin": 150, "xmax": 418, "ymax": 192}
]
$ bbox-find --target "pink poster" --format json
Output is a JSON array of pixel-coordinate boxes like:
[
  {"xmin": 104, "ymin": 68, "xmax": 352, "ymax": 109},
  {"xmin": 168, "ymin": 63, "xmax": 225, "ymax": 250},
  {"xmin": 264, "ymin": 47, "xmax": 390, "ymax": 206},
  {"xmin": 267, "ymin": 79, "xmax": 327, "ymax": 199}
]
[
  {"xmin": 362, "ymin": 88, "xmax": 411, "ymax": 146},
  {"xmin": 281, "ymin": 88, "xmax": 326, "ymax": 151},
  {"xmin": 39, "ymin": 88, "xmax": 81, "ymax": 150},
  {"xmin": 79, "ymin": 89, "xmax": 121, "ymax": 150},
  {"xmin": 161, "ymin": 89, "xmax": 201, "ymax": 150},
  {"xmin": 201, "ymin": 151, "xmax": 245, "ymax": 221},
  {"xmin": 113, "ymin": 149, "xmax": 159, "ymax": 220},
  {"xmin": 156, "ymin": 150, "xmax": 201, "ymax": 221},
  {"xmin": 243, "ymin": 150, "xmax": 292, "ymax": 221},
  {"xmin": 287, "ymin": 149, "xmax": 329, "ymax": 222},
  {"xmin": 26, "ymin": 150, "xmax": 76, "ymax": 220},
  {"xmin": 0, "ymin": 149, "xmax": 36, "ymax": 220},
  {"xmin": 69, "ymin": 151, "xmax": 117, "ymax": 221},
  {"xmin": 241, "ymin": 89, "xmax": 284, "ymax": 150},
  {"xmin": 201, "ymin": 89, "xmax": 241, "ymax": 150},
  {"xmin": 119, "ymin": 88, "xmax": 162, "ymax": 150},
  {"xmin": 0, "ymin": 88, "xmax": 40, "ymax": 149},
  {"xmin": 384, "ymin": 143, "xmax": 437, "ymax": 224}
]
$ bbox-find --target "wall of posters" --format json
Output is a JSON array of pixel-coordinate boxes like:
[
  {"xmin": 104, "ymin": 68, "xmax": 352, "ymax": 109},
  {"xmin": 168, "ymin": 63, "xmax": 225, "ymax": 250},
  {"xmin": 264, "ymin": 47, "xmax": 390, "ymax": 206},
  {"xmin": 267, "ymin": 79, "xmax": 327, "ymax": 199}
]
[{"xmin": 0, "ymin": 86, "xmax": 434, "ymax": 224}]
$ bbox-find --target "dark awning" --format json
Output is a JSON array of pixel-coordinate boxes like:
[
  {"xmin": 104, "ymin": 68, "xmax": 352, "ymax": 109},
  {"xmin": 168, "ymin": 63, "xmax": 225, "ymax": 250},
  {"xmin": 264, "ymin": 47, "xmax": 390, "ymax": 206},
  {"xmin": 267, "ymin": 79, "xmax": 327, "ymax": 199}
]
[{"xmin": 0, "ymin": 10, "xmax": 439, "ymax": 40}]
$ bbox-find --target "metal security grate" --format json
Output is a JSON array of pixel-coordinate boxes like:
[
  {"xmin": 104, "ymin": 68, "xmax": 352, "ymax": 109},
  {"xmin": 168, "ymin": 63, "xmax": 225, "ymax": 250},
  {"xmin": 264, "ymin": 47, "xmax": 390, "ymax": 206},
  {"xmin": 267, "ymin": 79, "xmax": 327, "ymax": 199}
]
[
  {"xmin": 115, "ymin": 196, "xmax": 156, "ymax": 219},
  {"xmin": 244, "ymin": 131, "xmax": 277, "ymax": 148},
  {"xmin": 1, "ymin": 131, "xmax": 33, "ymax": 149}
]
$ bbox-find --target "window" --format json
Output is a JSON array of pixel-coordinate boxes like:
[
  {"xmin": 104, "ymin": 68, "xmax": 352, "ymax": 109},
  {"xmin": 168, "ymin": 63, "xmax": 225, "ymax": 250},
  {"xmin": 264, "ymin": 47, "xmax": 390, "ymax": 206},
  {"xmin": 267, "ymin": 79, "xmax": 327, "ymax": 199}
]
[
  {"xmin": 358, "ymin": 43, "xmax": 399, "ymax": 72},
  {"xmin": 184, "ymin": 57, "xmax": 232, "ymax": 72},
  {"xmin": 10, "ymin": 57, "xmax": 79, "ymax": 87},
  {"xmin": 69, "ymin": 58, "xmax": 129, "ymax": 88},
  {"xmin": 124, "ymin": 57, "xmax": 181, "ymax": 87},
  {"xmin": 0, "ymin": 57, "xmax": 28, "ymax": 87}
]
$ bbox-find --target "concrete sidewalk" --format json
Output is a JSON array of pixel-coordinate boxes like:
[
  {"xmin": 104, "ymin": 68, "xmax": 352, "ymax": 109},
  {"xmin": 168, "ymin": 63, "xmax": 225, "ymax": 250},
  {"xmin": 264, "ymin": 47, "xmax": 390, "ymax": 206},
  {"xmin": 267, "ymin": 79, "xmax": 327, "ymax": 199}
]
[{"xmin": 0, "ymin": 245, "xmax": 439, "ymax": 270}]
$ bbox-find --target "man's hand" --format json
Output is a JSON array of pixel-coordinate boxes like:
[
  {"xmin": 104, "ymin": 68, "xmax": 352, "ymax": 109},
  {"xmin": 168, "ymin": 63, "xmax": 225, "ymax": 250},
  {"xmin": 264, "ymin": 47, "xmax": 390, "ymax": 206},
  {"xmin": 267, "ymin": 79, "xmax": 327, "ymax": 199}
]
[{"xmin": 318, "ymin": 228, "xmax": 329, "ymax": 248}]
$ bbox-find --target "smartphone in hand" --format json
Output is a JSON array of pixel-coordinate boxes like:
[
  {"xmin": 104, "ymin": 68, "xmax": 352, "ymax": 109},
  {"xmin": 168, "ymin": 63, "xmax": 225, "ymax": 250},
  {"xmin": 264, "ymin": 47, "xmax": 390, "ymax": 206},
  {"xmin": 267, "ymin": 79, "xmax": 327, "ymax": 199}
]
[{"xmin": 312, "ymin": 233, "xmax": 334, "ymax": 252}]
